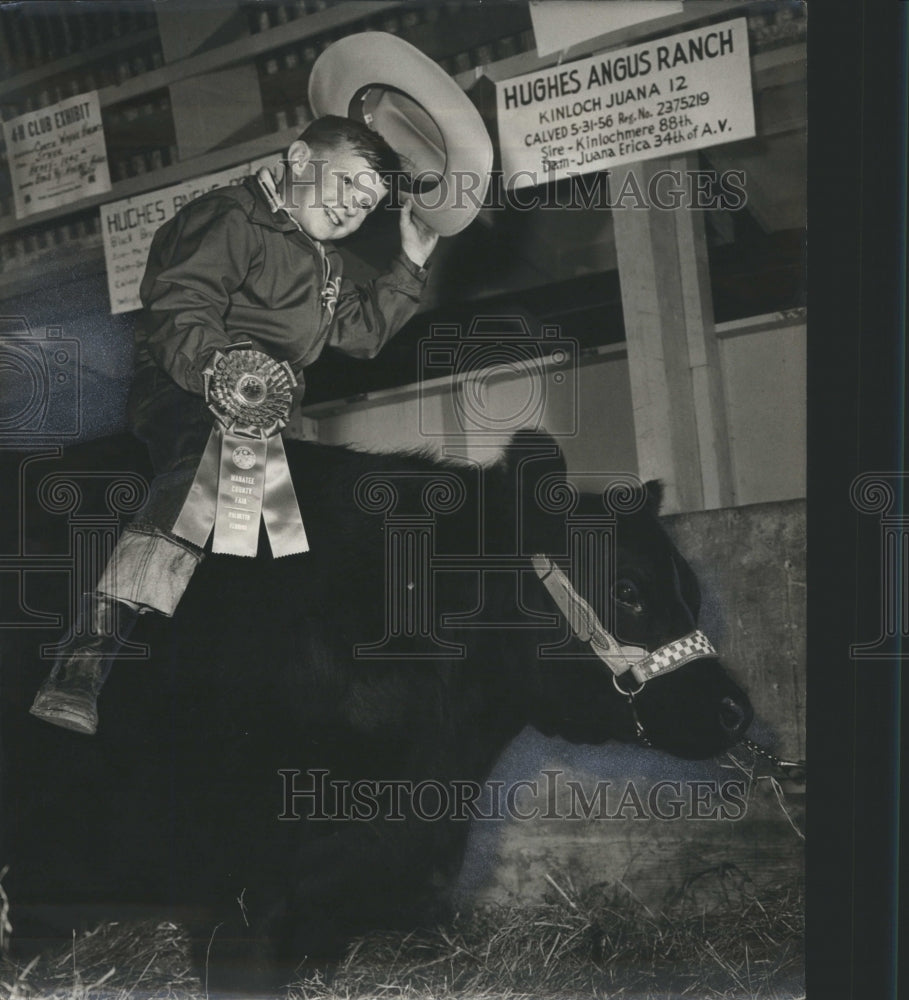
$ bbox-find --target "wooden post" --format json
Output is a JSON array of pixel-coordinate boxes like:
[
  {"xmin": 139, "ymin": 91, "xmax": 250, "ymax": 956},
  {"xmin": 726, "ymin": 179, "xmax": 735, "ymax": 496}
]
[{"xmin": 612, "ymin": 154, "xmax": 734, "ymax": 513}]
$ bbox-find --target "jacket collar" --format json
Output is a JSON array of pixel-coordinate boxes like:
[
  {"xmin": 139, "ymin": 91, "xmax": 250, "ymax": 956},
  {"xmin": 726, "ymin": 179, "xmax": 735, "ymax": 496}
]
[
  {"xmin": 246, "ymin": 167, "xmax": 345, "ymax": 263},
  {"xmin": 246, "ymin": 167, "xmax": 319, "ymax": 243}
]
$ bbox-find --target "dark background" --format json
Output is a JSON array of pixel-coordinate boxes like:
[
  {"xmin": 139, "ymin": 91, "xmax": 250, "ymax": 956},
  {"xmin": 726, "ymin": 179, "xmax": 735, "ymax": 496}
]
[{"xmin": 808, "ymin": 3, "xmax": 907, "ymax": 998}]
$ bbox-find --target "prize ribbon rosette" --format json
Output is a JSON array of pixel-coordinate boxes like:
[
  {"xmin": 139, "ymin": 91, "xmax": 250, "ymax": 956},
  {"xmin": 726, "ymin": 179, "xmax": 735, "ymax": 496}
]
[{"xmin": 172, "ymin": 346, "xmax": 309, "ymax": 557}]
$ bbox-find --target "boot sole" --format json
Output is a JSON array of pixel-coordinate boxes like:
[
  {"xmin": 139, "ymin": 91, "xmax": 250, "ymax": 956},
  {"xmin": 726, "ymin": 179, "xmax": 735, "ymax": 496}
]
[{"xmin": 29, "ymin": 701, "xmax": 97, "ymax": 736}]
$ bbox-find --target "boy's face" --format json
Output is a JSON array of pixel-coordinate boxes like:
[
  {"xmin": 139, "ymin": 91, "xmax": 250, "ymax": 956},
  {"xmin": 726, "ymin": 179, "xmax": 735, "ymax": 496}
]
[{"xmin": 284, "ymin": 139, "xmax": 388, "ymax": 242}]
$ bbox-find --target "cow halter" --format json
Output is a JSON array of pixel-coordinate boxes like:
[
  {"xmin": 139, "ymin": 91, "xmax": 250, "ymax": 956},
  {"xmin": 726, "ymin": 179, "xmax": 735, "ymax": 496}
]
[
  {"xmin": 532, "ymin": 555, "xmax": 717, "ymax": 690},
  {"xmin": 531, "ymin": 556, "xmax": 807, "ymax": 778},
  {"xmin": 532, "ymin": 554, "xmax": 717, "ymax": 746}
]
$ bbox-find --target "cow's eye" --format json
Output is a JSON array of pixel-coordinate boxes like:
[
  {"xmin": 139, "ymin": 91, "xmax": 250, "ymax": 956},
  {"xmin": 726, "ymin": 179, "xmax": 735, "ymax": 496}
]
[{"xmin": 614, "ymin": 579, "xmax": 643, "ymax": 612}]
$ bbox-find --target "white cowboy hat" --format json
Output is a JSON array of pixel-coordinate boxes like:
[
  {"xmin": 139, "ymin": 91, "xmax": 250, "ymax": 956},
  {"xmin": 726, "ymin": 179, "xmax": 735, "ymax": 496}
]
[{"xmin": 308, "ymin": 31, "xmax": 493, "ymax": 237}]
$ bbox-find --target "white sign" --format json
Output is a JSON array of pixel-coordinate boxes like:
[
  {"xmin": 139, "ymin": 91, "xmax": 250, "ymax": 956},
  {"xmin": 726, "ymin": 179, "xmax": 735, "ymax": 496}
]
[
  {"xmin": 496, "ymin": 18, "xmax": 755, "ymax": 189},
  {"xmin": 529, "ymin": 1, "xmax": 683, "ymax": 58},
  {"xmin": 2, "ymin": 92, "xmax": 111, "ymax": 218},
  {"xmin": 101, "ymin": 154, "xmax": 277, "ymax": 315}
]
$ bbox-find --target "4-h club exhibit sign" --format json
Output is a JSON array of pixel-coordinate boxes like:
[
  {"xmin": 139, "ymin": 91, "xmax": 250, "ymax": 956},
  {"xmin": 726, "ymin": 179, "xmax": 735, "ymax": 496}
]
[
  {"xmin": 2, "ymin": 91, "xmax": 111, "ymax": 217},
  {"xmin": 496, "ymin": 18, "xmax": 755, "ymax": 189}
]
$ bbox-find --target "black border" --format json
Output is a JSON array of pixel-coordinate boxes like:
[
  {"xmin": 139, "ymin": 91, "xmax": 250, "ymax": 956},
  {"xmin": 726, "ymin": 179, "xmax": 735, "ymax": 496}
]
[{"xmin": 808, "ymin": 2, "xmax": 906, "ymax": 997}]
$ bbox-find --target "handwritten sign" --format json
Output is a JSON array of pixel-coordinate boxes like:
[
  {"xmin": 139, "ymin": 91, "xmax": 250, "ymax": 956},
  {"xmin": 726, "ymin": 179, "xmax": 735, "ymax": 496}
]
[
  {"xmin": 100, "ymin": 154, "xmax": 277, "ymax": 315},
  {"xmin": 496, "ymin": 18, "xmax": 755, "ymax": 189},
  {"xmin": 2, "ymin": 92, "xmax": 111, "ymax": 217}
]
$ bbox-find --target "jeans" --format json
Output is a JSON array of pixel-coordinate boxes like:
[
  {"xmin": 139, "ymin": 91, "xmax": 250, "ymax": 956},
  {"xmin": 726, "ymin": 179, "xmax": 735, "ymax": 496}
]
[{"xmin": 97, "ymin": 366, "xmax": 213, "ymax": 616}]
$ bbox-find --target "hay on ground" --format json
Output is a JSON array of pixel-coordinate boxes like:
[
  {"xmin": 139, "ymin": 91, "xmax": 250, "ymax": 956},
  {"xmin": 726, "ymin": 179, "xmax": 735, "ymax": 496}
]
[{"xmin": 0, "ymin": 870, "xmax": 804, "ymax": 1000}]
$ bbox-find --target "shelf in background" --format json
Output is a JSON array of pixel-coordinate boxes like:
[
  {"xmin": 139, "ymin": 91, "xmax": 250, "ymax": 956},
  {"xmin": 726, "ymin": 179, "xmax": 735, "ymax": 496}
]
[
  {"xmin": 94, "ymin": 2, "xmax": 400, "ymax": 110},
  {"xmin": 0, "ymin": 124, "xmax": 302, "ymax": 237}
]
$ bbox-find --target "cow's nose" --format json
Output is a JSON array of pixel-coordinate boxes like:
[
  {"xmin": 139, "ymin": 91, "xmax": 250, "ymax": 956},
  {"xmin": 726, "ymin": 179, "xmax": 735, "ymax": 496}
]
[{"xmin": 719, "ymin": 696, "xmax": 750, "ymax": 737}]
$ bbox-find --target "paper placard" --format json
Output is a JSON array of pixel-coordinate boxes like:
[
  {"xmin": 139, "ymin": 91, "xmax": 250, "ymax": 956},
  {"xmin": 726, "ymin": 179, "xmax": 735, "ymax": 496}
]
[
  {"xmin": 496, "ymin": 18, "xmax": 755, "ymax": 190},
  {"xmin": 100, "ymin": 153, "xmax": 278, "ymax": 315},
  {"xmin": 2, "ymin": 92, "xmax": 111, "ymax": 218}
]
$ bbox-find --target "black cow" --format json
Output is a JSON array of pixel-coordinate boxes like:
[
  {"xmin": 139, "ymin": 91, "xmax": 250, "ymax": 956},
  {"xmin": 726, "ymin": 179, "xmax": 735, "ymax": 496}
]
[{"xmin": 0, "ymin": 430, "xmax": 752, "ymax": 993}]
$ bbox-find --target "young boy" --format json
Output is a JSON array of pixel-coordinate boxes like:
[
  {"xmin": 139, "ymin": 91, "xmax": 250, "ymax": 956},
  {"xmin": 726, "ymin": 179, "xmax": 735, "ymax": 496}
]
[{"xmin": 31, "ymin": 114, "xmax": 439, "ymax": 735}]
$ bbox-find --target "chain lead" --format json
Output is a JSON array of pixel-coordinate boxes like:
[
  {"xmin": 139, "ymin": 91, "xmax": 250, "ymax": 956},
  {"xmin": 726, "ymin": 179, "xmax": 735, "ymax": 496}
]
[{"xmin": 738, "ymin": 738, "xmax": 806, "ymax": 781}]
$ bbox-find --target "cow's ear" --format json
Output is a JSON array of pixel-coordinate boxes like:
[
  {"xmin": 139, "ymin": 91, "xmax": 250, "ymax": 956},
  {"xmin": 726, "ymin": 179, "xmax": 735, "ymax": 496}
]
[
  {"xmin": 644, "ymin": 479, "xmax": 664, "ymax": 514},
  {"xmin": 503, "ymin": 430, "xmax": 568, "ymax": 554},
  {"xmin": 506, "ymin": 429, "xmax": 564, "ymax": 461},
  {"xmin": 504, "ymin": 430, "xmax": 567, "ymax": 481}
]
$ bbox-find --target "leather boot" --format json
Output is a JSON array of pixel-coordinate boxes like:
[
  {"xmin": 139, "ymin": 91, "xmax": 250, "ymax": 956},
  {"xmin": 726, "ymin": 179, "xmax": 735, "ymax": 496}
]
[{"xmin": 30, "ymin": 593, "xmax": 140, "ymax": 736}]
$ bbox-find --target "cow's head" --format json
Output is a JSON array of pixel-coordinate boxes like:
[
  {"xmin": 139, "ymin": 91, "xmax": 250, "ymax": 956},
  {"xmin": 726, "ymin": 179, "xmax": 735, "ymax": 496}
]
[{"xmin": 505, "ymin": 433, "xmax": 753, "ymax": 760}]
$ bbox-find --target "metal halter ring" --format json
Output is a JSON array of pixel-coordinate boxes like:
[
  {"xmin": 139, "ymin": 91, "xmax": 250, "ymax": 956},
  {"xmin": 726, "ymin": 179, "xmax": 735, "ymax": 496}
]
[{"xmin": 613, "ymin": 672, "xmax": 645, "ymax": 698}]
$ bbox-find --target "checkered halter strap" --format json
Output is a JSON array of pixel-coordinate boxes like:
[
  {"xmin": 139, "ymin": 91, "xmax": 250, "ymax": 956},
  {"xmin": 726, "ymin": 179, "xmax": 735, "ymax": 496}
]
[{"xmin": 531, "ymin": 554, "xmax": 717, "ymax": 687}]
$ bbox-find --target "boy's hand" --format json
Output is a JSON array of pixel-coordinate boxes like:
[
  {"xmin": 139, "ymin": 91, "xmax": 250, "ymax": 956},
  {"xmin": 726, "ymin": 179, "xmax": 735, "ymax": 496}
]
[{"xmin": 399, "ymin": 199, "xmax": 439, "ymax": 267}]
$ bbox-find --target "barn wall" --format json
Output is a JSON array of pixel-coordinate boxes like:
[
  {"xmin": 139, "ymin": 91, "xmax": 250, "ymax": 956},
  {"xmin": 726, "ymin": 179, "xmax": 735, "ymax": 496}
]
[
  {"xmin": 308, "ymin": 345, "xmax": 639, "ymax": 474},
  {"xmin": 663, "ymin": 499, "xmax": 806, "ymax": 758},
  {"xmin": 2, "ymin": 282, "xmax": 804, "ymax": 514},
  {"xmin": 303, "ymin": 313, "xmax": 806, "ymax": 509},
  {"xmin": 457, "ymin": 497, "xmax": 806, "ymax": 906},
  {"xmin": 718, "ymin": 316, "xmax": 807, "ymax": 504}
]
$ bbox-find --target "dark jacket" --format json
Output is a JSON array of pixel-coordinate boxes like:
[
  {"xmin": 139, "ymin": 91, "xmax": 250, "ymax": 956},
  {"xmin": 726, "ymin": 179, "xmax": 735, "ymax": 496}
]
[{"xmin": 136, "ymin": 175, "xmax": 427, "ymax": 397}]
